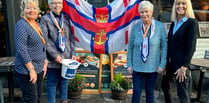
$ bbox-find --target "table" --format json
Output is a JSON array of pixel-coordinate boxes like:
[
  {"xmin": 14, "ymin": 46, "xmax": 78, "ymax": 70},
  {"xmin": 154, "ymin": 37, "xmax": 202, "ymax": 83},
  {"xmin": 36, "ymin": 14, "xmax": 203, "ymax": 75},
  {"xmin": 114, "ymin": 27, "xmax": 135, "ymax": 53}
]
[
  {"xmin": 0, "ymin": 57, "xmax": 15, "ymax": 103},
  {"xmin": 190, "ymin": 58, "xmax": 209, "ymax": 102}
]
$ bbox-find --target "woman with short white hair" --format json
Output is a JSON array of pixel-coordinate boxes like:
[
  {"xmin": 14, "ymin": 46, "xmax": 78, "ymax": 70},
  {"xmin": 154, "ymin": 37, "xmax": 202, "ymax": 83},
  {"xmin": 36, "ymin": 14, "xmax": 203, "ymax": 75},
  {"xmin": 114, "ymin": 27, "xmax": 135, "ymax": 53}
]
[{"xmin": 127, "ymin": 1, "xmax": 167, "ymax": 103}]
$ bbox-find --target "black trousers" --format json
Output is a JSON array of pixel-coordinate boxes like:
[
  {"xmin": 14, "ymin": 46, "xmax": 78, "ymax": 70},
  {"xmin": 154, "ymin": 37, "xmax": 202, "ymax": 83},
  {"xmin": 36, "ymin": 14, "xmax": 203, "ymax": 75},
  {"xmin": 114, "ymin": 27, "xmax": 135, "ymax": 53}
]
[
  {"xmin": 16, "ymin": 71, "xmax": 43, "ymax": 103},
  {"xmin": 161, "ymin": 66, "xmax": 190, "ymax": 103}
]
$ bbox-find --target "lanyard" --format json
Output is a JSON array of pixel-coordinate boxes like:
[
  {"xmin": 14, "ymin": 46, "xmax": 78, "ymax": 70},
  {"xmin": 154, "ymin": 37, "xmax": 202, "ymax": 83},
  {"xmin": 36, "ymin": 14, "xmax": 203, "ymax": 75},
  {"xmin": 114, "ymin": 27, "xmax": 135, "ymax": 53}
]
[
  {"xmin": 23, "ymin": 17, "xmax": 46, "ymax": 44},
  {"xmin": 142, "ymin": 23, "xmax": 151, "ymax": 40},
  {"xmin": 49, "ymin": 12, "xmax": 64, "ymax": 36}
]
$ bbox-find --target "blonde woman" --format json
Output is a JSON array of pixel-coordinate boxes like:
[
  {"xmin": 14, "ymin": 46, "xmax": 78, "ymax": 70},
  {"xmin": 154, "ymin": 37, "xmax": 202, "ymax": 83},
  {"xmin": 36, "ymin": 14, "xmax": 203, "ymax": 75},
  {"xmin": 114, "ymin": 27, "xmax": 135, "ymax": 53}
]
[
  {"xmin": 14, "ymin": 0, "xmax": 47, "ymax": 103},
  {"xmin": 161, "ymin": 0, "xmax": 198, "ymax": 103}
]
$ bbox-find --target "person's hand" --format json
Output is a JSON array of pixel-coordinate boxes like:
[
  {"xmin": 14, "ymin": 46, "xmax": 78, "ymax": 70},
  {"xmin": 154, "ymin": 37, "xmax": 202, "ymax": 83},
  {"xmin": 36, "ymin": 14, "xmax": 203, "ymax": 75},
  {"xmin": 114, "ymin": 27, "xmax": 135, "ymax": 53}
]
[
  {"xmin": 71, "ymin": 55, "xmax": 77, "ymax": 60},
  {"xmin": 55, "ymin": 55, "xmax": 63, "ymax": 64},
  {"xmin": 157, "ymin": 67, "xmax": 164, "ymax": 74},
  {"xmin": 162, "ymin": 68, "xmax": 166, "ymax": 75},
  {"xmin": 43, "ymin": 66, "xmax": 47, "ymax": 78},
  {"xmin": 175, "ymin": 66, "xmax": 187, "ymax": 82},
  {"xmin": 29, "ymin": 69, "xmax": 37, "ymax": 84},
  {"xmin": 43, "ymin": 59, "xmax": 48, "ymax": 78},
  {"xmin": 127, "ymin": 67, "xmax": 133, "ymax": 74}
]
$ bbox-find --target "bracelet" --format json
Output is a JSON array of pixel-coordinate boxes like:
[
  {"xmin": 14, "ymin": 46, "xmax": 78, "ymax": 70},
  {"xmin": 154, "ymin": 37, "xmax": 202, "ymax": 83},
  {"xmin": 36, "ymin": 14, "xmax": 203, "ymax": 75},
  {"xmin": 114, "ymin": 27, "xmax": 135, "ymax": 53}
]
[{"xmin": 28, "ymin": 67, "xmax": 34, "ymax": 72}]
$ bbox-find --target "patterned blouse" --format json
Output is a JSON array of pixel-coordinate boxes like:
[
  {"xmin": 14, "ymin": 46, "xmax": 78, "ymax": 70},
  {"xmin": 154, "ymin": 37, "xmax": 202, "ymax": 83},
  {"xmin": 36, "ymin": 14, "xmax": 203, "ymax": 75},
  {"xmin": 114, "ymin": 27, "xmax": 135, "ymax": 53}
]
[{"xmin": 14, "ymin": 18, "xmax": 47, "ymax": 74}]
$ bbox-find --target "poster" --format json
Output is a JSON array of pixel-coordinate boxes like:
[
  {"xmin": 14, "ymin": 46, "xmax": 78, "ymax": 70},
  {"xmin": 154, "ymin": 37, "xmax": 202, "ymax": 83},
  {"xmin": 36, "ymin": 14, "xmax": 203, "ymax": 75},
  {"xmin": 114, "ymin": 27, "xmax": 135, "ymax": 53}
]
[
  {"xmin": 199, "ymin": 22, "xmax": 209, "ymax": 37},
  {"xmin": 112, "ymin": 53, "xmax": 131, "ymax": 78},
  {"xmin": 101, "ymin": 54, "xmax": 111, "ymax": 91},
  {"xmin": 193, "ymin": 38, "xmax": 209, "ymax": 58},
  {"xmin": 76, "ymin": 52, "xmax": 100, "ymax": 90},
  {"xmin": 111, "ymin": 52, "xmax": 133, "ymax": 93}
]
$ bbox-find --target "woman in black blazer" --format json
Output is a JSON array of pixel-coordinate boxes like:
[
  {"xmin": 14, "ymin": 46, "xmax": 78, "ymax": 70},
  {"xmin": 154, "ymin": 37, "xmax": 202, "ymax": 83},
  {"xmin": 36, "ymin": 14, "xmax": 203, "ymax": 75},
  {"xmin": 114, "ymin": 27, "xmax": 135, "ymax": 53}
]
[{"xmin": 161, "ymin": 0, "xmax": 199, "ymax": 103}]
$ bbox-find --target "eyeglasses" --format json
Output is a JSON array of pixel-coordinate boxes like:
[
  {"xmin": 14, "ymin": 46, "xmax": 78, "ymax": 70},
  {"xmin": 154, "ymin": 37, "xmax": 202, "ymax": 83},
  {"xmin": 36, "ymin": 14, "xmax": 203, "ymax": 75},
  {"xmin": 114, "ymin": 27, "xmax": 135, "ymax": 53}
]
[{"xmin": 51, "ymin": 2, "xmax": 63, "ymax": 5}]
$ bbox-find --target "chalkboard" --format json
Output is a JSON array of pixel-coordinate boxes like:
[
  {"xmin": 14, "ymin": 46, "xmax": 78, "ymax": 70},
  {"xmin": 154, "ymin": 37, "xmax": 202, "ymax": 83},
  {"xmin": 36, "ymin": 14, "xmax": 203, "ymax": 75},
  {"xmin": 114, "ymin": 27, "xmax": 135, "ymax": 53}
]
[
  {"xmin": 76, "ymin": 52, "xmax": 100, "ymax": 90},
  {"xmin": 101, "ymin": 54, "xmax": 111, "ymax": 91},
  {"xmin": 101, "ymin": 65, "xmax": 111, "ymax": 91},
  {"xmin": 110, "ymin": 52, "xmax": 133, "ymax": 92},
  {"xmin": 112, "ymin": 53, "xmax": 132, "ymax": 78}
]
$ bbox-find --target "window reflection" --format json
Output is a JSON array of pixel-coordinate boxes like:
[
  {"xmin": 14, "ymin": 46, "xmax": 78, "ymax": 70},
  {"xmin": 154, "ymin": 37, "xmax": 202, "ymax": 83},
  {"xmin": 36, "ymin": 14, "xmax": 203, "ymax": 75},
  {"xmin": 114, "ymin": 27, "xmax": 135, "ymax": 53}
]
[
  {"xmin": 38, "ymin": 0, "xmax": 208, "ymax": 22},
  {"xmin": 192, "ymin": 0, "xmax": 209, "ymax": 21},
  {"xmin": 151, "ymin": 0, "xmax": 209, "ymax": 22},
  {"xmin": 150, "ymin": 0, "xmax": 174, "ymax": 22}
]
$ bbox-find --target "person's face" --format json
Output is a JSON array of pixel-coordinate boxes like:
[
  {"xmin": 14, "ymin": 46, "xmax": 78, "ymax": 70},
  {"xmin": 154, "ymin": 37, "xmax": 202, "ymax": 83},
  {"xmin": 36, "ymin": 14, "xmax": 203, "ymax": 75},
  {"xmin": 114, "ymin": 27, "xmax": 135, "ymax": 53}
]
[
  {"xmin": 50, "ymin": 0, "xmax": 63, "ymax": 15},
  {"xmin": 175, "ymin": 1, "xmax": 187, "ymax": 17},
  {"xmin": 139, "ymin": 8, "xmax": 153, "ymax": 23},
  {"xmin": 23, "ymin": 2, "xmax": 39, "ymax": 21}
]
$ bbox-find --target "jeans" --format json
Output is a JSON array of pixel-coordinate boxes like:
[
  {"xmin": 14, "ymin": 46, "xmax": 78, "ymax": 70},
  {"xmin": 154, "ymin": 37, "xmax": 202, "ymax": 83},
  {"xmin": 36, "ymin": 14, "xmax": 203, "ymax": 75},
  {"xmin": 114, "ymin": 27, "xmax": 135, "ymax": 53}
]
[
  {"xmin": 16, "ymin": 71, "xmax": 43, "ymax": 103},
  {"xmin": 161, "ymin": 67, "xmax": 190, "ymax": 103},
  {"xmin": 46, "ymin": 68, "xmax": 68, "ymax": 103},
  {"xmin": 132, "ymin": 71, "xmax": 158, "ymax": 103}
]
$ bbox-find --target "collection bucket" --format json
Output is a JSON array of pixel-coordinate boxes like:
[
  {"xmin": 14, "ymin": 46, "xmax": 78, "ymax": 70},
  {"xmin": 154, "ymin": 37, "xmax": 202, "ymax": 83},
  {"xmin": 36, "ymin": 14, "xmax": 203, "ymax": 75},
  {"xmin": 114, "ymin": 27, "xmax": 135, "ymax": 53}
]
[{"xmin": 61, "ymin": 59, "xmax": 80, "ymax": 79}]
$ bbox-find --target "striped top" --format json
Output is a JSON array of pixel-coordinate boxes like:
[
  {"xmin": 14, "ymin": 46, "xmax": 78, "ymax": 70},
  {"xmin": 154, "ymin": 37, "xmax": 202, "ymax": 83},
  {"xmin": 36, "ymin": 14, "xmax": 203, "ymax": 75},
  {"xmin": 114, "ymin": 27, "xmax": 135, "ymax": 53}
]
[{"xmin": 14, "ymin": 18, "xmax": 47, "ymax": 74}]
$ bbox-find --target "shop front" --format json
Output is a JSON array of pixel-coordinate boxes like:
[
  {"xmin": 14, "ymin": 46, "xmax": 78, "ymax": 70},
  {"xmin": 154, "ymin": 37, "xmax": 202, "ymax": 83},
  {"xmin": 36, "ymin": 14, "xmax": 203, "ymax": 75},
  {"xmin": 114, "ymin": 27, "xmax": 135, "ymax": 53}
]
[{"xmin": 0, "ymin": 0, "xmax": 208, "ymax": 97}]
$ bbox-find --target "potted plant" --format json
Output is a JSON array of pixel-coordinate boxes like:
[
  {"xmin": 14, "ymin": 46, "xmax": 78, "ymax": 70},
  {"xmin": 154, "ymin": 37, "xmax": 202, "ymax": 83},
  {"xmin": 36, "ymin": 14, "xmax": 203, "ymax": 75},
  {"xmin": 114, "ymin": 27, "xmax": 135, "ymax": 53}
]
[
  {"xmin": 68, "ymin": 73, "xmax": 86, "ymax": 99},
  {"xmin": 110, "ymin": 73, "xmax": 132, "ymax": 100}
]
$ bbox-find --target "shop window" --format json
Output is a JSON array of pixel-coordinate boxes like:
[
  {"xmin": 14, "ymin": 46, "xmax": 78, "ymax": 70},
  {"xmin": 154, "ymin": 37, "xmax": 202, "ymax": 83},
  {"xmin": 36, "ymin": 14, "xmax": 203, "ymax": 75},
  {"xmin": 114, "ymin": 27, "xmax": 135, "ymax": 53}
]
[
  {"xmin": 150, "ymin": 0, "xmax": 174, "ymax": 22},
  {"xmin": 0, "ymin": 0, "xmax": 7, "ymax": 57},
  {"xmin": 192, "ymin": 0, "xmax": 209, "ymax": 21},
  {"xmin": 38, "ymin": 0, "xmax": 208, "ymax": 22},
  {"xmin": 151, "ymin": 0, "xmax": 209, "ymax": 22},
  {"xmin": 87, "ymin": 0, "xmax": 108, "ymax": 8},
  {"xmin": 120, "ymin": 0, "xmax": 208, "ymax": 22}
]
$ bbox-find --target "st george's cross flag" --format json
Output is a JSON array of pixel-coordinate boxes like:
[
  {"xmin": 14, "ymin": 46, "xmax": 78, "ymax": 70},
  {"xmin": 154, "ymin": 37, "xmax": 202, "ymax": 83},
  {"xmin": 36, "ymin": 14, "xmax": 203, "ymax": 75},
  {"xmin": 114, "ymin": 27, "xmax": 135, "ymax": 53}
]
[{"xmin": 62, "ymin": 0, "xmax": 140, "ymax": 54}]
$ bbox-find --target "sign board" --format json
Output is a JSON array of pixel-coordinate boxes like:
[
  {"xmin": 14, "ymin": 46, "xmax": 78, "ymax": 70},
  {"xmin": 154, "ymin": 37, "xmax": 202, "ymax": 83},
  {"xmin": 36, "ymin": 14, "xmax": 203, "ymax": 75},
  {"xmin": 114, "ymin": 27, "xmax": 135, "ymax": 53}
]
[
  {"xmin": 199, "ymin": 22, "xmax": 209, "ymax": 37},
  {"xmin": 193, "ymin": 38, "xmax": 209, "ymax": 58},
  {"xmin": 111, "ymin": 52, "xmax": 132, "ymax": 79},
  {"xmin": 205, "ymin": 50, "xmax": 209, "ymax": 59},
  {"xmin": 76, "ymin": 52, "xmax": 100, "ymax": 91},
  {"xmin": 110, "ymin": 52, "xmax": 133, "ymax": 93},
  {"xmin": 101, "ymin": 54, "xmax": 111, "ymax": 91}
]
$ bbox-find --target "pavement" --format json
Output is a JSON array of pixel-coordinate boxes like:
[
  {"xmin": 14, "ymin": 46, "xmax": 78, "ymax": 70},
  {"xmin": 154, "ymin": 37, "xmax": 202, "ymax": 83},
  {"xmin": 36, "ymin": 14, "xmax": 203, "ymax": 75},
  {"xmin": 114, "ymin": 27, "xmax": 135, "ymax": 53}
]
[{"xmin": 2, "ymin": 88, "xmax": 208, "ymax": 103}]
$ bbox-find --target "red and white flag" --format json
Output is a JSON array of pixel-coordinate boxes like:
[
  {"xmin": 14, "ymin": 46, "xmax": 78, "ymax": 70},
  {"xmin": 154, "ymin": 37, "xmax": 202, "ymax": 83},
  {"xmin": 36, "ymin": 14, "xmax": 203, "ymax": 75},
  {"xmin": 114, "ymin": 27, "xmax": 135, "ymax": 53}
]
[{"xmin": 63, "ymin": 0, "xmax": 140, "ymax": 54}]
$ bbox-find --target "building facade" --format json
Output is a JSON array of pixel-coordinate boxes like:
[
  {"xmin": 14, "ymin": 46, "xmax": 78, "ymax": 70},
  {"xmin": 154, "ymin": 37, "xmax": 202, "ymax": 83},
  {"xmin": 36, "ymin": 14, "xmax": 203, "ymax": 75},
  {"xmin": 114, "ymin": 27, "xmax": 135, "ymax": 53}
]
[{"xmin": 0, "ymin": 0, "xmax": 208, "ymax": 57}]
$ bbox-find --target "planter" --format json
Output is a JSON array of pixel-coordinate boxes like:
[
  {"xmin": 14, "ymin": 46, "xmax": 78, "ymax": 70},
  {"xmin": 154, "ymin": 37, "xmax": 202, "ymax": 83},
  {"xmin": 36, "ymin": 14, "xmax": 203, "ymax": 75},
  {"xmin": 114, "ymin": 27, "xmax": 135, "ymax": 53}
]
[
  {"xmin": 68, "ymin": 90, "xmax": 82, "ymax": 99},
  {"xmin": 111, "ymin": 90, "xmax": 128, "ymax": 100}
]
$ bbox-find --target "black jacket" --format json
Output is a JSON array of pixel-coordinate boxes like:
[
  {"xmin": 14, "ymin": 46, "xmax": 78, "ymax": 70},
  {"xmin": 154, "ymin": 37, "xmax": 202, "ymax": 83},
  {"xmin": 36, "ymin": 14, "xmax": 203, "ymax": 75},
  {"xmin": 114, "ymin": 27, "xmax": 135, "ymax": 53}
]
[{"xmin": 167, "ymin": 18, "xmax": 198, "ymax": 71}]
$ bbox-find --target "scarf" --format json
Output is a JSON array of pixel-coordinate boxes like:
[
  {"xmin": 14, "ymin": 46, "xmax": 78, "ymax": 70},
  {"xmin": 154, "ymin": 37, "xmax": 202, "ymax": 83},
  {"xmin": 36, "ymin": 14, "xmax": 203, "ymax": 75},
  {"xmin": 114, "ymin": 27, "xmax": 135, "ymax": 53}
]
[
  {"xmin": 140, "ymin": 19, "xmax": 155, "ymax": 62},
  {"xmin": 49, "ymin": 12, "xmax": 66, "ymax": 52}
]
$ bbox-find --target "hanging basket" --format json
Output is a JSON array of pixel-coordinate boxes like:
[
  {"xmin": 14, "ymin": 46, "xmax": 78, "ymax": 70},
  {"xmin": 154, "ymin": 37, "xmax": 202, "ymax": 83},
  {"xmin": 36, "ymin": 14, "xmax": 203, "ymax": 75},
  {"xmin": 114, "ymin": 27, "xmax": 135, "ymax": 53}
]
[
  {"xmin": 111, "ymin": 90, "xmax": 128, "ymax": 100},
  {"xmin": 68, "ymin": 90, "xmax": 82, "ymax": 99}
]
